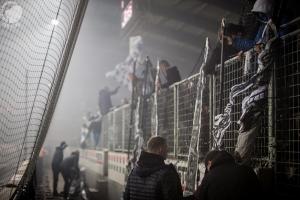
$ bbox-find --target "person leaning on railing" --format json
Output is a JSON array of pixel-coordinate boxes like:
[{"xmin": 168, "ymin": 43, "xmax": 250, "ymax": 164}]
[
  {"xmin": 203, "ymin": 0, "xmax": 294, "ymax": 75},
  {"xmin": 226, "ymin": 0, "xmax": 293, "ymax": 52},
  {"xmin": 157, "ymin": 60, "xmax": 181, "ymax": 89}
]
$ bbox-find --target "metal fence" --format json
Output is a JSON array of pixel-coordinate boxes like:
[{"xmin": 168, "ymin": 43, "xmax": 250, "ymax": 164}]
[
  {"xmin": 213, "ymin": 50, "xmax": 270, "ymax": 166},
  {"xmin": 212, "ymin": 30, "xmax": 300, "ymax": 196},
  {"xmin": 0, "ymin": 0, "xmax": 87, "ymax": 199},
  {"xmin": 98, "ymin": 74, "xmax": 211, "ymax": 162},
  {"xmin": 99, "ymin": 30, "xmax": 300, "ymax": 197},
  {"xmin": 275, "ymin": 30, "xmax": 300, "ymax": 197}
]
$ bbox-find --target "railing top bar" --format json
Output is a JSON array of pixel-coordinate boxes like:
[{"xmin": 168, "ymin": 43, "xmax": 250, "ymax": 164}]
[
  {"xmin": 109, "ymin": 103, "xmax": 130, "ymax": 113},
  {"xmin": 170, "ymin": 72, "xmax": 200, "ymax": 87},
  {"xmin": 280, "ymin": 16, "xmax": 300, "ymax": 28},
  {"xmin": 214, "ymin": 28, "xmax": 300, "ymax": 70},
  {"xmin": 281, "ymin": 29, "xmax": 300, "ymax": 39},
  {"xmin": 103, "ymin": 28, "xmax": 300, "ymax": 118}
]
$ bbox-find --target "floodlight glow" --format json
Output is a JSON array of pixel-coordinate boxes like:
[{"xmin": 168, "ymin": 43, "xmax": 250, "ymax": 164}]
[{"xmin": 51, "ymin": 19, "xmax": 59, "ymax": 26}]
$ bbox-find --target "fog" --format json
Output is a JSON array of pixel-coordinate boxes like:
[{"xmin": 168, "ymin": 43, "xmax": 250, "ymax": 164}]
[
  {"xmin": 44, "ymin": 0, "xmax": 222, "ymax": 149},
  {"xmin": 45, "ymin": 0, "xmax": 128, "ymax": 147}
]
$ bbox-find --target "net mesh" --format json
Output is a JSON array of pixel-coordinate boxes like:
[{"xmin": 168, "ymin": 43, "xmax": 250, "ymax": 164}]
[
  {"xmin": 275, "ymin": 32, "xmax": 300, "ymax": 196},
  {"xmin": 0, "ymin": 0, "xmax": 86, "ymax": 199}
]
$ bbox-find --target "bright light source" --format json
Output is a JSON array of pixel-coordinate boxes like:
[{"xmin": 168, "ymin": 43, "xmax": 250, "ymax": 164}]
[
  {"xmin": 51, "ymin": 19, "xmax": 59, "ymax": 26},
  {"xmin": 121, "ymin": 0, "xmax": 132, "ymax": 28},
  {"xmin": 1, "ymin": 1, "xmax": 23, "ymax": 24}
]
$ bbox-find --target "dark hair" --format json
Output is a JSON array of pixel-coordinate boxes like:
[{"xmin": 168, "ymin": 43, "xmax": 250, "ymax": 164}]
[
  {"xmin": 147, "ymin": 136, "xmax": 167, "ymax": 152},
  {"xmin": 71, "ymin": 150, "xmax": 80, "ymax": 156},
  {"xmin": 204, "ymin": 150, "xmax": 220, "ymax": 168},
  {"xmin": 159, "ymin": 60, "xmax": 170, "ymax": 67},
  {"xmin": 224, "ymin": 23, "xmax": 245, "ymax": 36}
]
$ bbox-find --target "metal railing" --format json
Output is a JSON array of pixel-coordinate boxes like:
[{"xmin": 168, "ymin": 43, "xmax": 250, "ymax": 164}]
[
  {"xmin": 274, "ymin": 29, "xmax": 300, "ymax": 197},
  {"xmin": 98, "ymin": 74, "xmax": 211, "ymax": 162},
  {"xmin": 99, "ymin": 29, "xmax": 300, "ymax": 197}
]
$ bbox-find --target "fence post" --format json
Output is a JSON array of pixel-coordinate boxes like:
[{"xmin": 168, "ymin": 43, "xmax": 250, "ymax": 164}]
[
  {"xmin": 268, "ymin": 62, "xmax": 276, "ymax": 167},
  {"xmin": 174, "ymin": 85, "xmax": 179, "ymax": 159},
  {"xmin": 122, "ymin": 106, "xmax": 126, "ymax": 151},
  {"xmin": 209, "ymin": 75, "xmax": 215, "ymax": 149},
  {"xmin": 112, "ymin": 112, "xmax": 116, "ymax": 151}
]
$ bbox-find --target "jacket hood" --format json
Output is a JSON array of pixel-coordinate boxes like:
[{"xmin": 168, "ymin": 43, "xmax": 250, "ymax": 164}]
[
  {"xmin": 56, "ymin": 146, "xmax": 62, "ymax": 151},
  {"xmin": 134, "ymin": 151, "xmax": 166, "ymax": 177},
  {"xmin": 210, "ymin": 150, "xmax": 235, "ymax": 170},
  {"xmin": 252, "ymin": 0, "xmax": 274, "ymax": 16}
]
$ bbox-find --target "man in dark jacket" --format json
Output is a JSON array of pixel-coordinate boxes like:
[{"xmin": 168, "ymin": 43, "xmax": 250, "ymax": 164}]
[
  {"xmin": 124, "ymin": 136, "xmax": 183, "ymax": 200},
  {"xmin": 98, "ymin": 86, "xmax": 120, "ymax": 115},
  {"xmin": 194, "ymin": 150, "xmax": 261, "ymax": 200},
  {"xmin": 159, "ymin": 60, "xmax": 181, "ymax": 88},
  {"xmin": 51, "ymin": 141, "xmax": 67, "ymax": 196},
  {"xmin": 60, "ymin": 151, "xmax": 80, "ymax": 198}
]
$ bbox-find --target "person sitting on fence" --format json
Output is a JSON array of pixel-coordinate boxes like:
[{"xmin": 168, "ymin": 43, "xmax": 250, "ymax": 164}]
[
  {"xmin": 193, "ymin": 150, "xmax": 261, "ymax": 200},
  {"xmin": 124, "ymin": 136, "xmax": 183, "ymax": 200},
  {"xmin": 203, "ymin": 0, "xmax": 292, "ymax": 74},
  {"xmin": 158, "ymin": 60, "xmax": 181, "ymax": 89},
  {"xmin": 98, "ymin": 86, "xmax": 120, "ymax": 115},
  {"xmin": 202, "ymin": 0, "xmax": 259, "ymax": 75},
  {"xmin": 227, "ymin": 0, "xmax": 291, "ymax": 52},
  {"xmin": 51, "ymin": 141, "xmax": 67, "ymax": 196}
]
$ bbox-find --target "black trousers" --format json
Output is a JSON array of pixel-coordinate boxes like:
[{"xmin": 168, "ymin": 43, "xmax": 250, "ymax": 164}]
[
  {"xmin": 62, "ymin": 173, "xmax": 72, "ymax": 198},
  {"xmin": 52, "ymin": 169, "xmax": 59, "ymax": 194}
]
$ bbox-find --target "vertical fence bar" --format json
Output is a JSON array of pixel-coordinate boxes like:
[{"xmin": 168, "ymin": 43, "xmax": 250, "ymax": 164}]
[
  {"xmin": 174, "ymin": 85, "xmax": 178, "ymax": 159},
  {"xmin": 268, "ymin": 62, "xmax": 276, "ymax": 167},
  {"xmin": 210, "ymin": 74, "xmax": 216, "ymax": 149}
]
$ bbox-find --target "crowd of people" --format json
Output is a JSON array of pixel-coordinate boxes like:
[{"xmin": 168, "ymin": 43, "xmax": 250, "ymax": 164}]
[
  {"xmin": 50, "ymin": 0, "xmax": 298, "ymax": 199},
  {"xmin": 79, "ymin": 58, "xmax": 182, "ymax": 150},
  {"xmin": 124, "ymin": 136, "xmax": 262, "ymax": 200},
  {"xmin": 51, "ymin": 141, "xmax": 80, "ymax": 199},
  {"xmin": 124, "ymin": 0, "xmax": 298, "ymax": 200}
]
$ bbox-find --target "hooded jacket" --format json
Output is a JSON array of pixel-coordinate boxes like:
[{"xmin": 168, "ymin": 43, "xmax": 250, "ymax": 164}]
[
  {"xmin": 51, "ymin": 146, "xmax": 64, "ymax": 172},
  {"xmin": 124, "ymin": 151, "xmax": 183, "ymax": 200},
  {"xmin": 194, "ymin": 151, "xmax": 261, "ymax": 200},
  {"xmin": 60, "ymin": 153, "xmax": 80, "ymax": 178}
]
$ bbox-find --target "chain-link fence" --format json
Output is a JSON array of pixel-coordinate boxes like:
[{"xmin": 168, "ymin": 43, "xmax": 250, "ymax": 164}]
[
  {"xmin": 157, "ymin": 88, "xmax": 176, "ymax": 156},
  {"xmin": 213, "ymin": 50, "xmax": 270, "ymax": 165},
  {"xmin": 0, "ymin": 0, "xmax": 87, "ymax": 199},
  {"xmin": 275, "ymin": 30, "xmax": 300, "ymax": 197},
  {"xmin": 98, "ymin": 74, "xmax": 211, "ymax": 160},
  {"xmin": 98, "ymin": 27, "xmax": 300, "ymax": 199}
]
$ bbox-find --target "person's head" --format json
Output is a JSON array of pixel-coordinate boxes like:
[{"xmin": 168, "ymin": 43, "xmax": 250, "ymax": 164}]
[
  {"xmin": 60, "ymin": 141, "xmax": 67, "ymax": 149},
  {"xmin": 71, "ymin": 150, "xmax": 80, "ymax": 164},
  {"xmin": 147, "ymin": 136, "xmax": 168, "ymax": 159},
  {"xmin": 204, "ymin": 150, "xmax": 235, "ymax": 173},
  {"xmin": 251, "ymin": 0, "xmax": 274, "ymax": 17},
  {"xmin": 159, "ymin": 60, "xmax": 170, "ymax": 71},
  {"xmin": 99, "ymin": 86, "xmax": 109, "ymax": 94},
  {"xmin": 204, "ymin": 150, "xmax": 221, "ymax": 172},
  {"xmin": 223, "ymin": 23, "xmax": 245, "ymax": 38},
  {"xmin": 71, "ymin": 150, "xmax": 80, "ymax": 157}
]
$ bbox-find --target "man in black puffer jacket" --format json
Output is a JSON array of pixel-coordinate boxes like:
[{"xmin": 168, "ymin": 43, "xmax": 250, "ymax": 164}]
[
  {"xmin": 194, "ymin": 150, "xmax": 261, "ymax": 200},
  {"xmin": 124, "ymin": 136, "xmax": 183, "ymax": 200}
]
